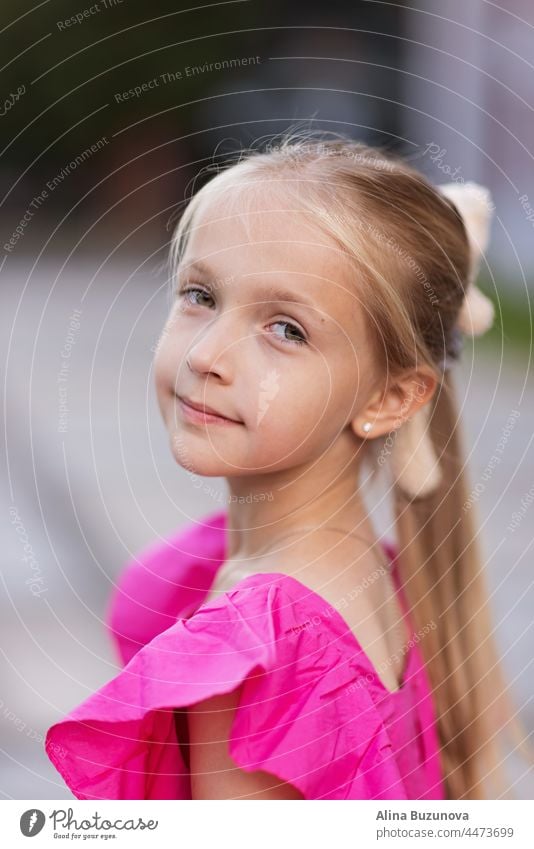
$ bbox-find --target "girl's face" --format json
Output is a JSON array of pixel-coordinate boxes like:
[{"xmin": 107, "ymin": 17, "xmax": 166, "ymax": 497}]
[{"xmin": 154, "ymin": 184, "xmax": 380, "ymax": 477}]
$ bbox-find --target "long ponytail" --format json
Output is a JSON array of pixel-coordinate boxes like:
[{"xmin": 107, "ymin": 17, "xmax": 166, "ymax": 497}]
[{"xmin": 393, "ymin": 372, "xmax": 526, "ymax": 798}]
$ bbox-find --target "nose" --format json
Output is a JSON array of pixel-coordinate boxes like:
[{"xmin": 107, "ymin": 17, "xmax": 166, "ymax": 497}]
[{"xmin": 185, "ymin": 315, "xmax": 235, "ymax": 382}]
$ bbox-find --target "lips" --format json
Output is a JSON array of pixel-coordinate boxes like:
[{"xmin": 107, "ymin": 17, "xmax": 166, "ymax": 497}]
[{"xmin": 177, "ymin": 395, "xmax": 242, "ymax": 424}]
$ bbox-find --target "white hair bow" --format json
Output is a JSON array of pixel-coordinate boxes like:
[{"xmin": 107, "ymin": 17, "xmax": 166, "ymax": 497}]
[{"xmin": 389, "ymin": 181, "xmax": 496, "ymax": 500}]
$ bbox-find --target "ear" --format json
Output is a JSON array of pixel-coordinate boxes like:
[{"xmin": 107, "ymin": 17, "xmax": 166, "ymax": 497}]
[{"xmin": 350, "ymin": 367, "xmax": 439, "ymax": 440}]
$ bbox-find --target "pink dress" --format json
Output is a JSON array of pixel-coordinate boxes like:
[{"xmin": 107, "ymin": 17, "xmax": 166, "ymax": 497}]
[{"xmin": 45, "ymin": 509, "xmax": 445, "ymax": 800}]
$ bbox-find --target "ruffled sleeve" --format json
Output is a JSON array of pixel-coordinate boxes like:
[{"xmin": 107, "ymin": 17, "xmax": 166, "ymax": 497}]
[
  {"xmin": 105, "ymin": 510, "xmax": 226, "ymax": 666},
  {"xmin": 45, "ymin": 573, "xmax": 410, "ymax": 800}
]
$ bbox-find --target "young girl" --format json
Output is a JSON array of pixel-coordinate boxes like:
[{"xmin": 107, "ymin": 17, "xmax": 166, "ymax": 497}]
[{"xmin": 46, "ymin": 129, "xmax": 519, "ymax": 801}]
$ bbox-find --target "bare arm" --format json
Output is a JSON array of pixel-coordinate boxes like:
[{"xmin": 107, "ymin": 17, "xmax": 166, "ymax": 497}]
[{"xmin": 186, "ymin": 686, "xmax": 304, "ymax": 800}]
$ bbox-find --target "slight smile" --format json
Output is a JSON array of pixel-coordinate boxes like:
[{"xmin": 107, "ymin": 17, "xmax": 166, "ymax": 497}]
[{"xmin": 176, "ymin": 395, "xmax": 243, "ymax": 426}]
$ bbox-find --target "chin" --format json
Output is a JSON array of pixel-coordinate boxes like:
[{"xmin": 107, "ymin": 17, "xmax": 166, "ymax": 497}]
[{"xmin": 167, "ymin": 429, "xmax": 235, "ymax": 477}]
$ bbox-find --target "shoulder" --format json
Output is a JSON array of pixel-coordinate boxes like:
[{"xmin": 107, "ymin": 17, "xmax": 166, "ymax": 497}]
[
  {"xmin": 46, "ymin": 574, "xmax": 313, "ymax": 798},
  {"xmin": 46, "ymin": 572, "xmax": 365, "ymax": 799},
  {"xmin": 46, "ymin": 571, "xmax": 408, "ymax": 800}
]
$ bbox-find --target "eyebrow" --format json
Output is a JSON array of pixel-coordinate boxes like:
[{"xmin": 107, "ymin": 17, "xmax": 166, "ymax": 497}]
[{"xmin": 179, "ymin": 259, "xmax": 318, "ymax": 309}]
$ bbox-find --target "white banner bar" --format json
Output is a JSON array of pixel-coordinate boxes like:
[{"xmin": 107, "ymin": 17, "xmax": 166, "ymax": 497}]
[{"xmin": 2, "ymin": 799, "xmax": 533, "ymax": 848}]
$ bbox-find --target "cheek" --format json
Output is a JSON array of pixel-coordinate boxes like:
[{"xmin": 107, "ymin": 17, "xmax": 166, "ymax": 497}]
[
  {"xmin": 256, "ymin": 358, "xmax": 352, "ymax": 423},
  {"xmin": 250, "ymin": 369, "xmax": 342, "ymax": 458}
]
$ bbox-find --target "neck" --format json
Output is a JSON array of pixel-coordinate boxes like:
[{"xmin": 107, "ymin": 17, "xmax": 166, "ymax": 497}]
[{"xmin": 223, "ymin": 453, "xmax": 374, "ymax": 560}]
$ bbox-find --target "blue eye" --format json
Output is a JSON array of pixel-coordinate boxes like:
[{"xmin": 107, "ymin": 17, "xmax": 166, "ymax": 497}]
[
  {"xmin": 270, "ymin": 320, "xmax": 307, "ymax": 346},
  {"xmin": 177, "ymin": 285, "xmax": 215, "ymax": 307}
]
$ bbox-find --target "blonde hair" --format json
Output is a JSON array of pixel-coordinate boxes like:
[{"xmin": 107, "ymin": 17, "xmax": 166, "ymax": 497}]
[{"xmin": 167, "ymin": 126, "xmax": 528, "ymax": 799}]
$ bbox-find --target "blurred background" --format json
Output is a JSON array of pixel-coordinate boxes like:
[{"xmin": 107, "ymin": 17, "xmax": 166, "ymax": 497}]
[{"xmin": 1, "ymin": 0, "xmax": 533, "ymax": 799}]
